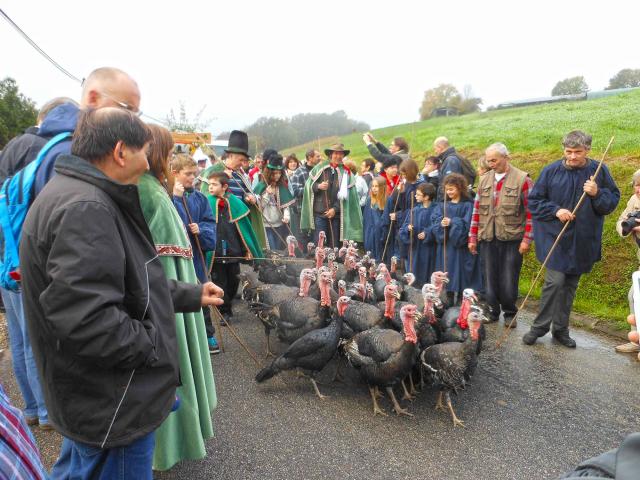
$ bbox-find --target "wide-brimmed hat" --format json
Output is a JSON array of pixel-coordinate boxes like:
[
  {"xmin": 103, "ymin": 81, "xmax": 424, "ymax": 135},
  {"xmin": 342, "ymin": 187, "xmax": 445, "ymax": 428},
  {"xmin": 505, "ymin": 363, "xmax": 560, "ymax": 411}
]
[
  {"xmin": 262, "ymin": 148, "xmax": 278, "ymax": 163},
  {"xmin": 225, "ymin": 130, "xmax": 250, "ymax": 157},
  {"xmin": 382, "ymin": 155, "xmax": 401, "ymax": 171},
  {"xmin": 266, "ymin": 154, "xmax": 284, "ymax": 170},
  {"xmin": 324, "ymin": 143, "xmax": 350, "ymax": 157}
]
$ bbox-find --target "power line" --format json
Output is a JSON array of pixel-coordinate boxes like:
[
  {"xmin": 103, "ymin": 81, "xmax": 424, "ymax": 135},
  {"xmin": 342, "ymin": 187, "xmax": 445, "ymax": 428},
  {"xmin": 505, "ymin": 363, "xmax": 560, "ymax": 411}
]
[
  {"xmin": 0, "ymin": 7, "xmax": 182, "ymax": 129},
  {"xmin": 0, "ymin": 8, "xmax": 83, "ymax": 85}
]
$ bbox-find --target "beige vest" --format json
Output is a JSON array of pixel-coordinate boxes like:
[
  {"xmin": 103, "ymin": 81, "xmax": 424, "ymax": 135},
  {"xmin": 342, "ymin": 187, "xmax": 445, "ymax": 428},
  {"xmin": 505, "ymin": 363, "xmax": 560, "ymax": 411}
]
[{"xmin": 477, "ymin": 165, "xmax": 529, "ymax": 242}]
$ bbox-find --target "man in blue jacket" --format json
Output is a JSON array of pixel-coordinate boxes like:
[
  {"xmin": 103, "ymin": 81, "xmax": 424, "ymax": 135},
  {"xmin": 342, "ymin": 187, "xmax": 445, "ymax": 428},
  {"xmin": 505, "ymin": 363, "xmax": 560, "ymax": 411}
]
[
  {"xmin": 523, "ymin": 131, "xmax": 620, "ymax": 348},
  {"xmin": 34, "ymin": 66, "xmax": 141, "ymax": 195}
]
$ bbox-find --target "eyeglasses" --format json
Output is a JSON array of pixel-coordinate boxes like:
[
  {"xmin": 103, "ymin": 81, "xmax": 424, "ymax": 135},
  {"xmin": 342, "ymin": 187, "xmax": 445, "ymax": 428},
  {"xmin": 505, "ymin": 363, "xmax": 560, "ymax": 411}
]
[{"xmin": 98, "ymin": 90, "xmax": 142, "ymax": 117}]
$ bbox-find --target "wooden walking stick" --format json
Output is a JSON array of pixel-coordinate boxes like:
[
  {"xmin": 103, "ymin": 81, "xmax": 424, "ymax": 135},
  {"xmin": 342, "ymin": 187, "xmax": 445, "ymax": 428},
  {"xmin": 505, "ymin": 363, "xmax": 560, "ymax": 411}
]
[
  {"xmin": 408, "ymin": 194, "xmax": 414, "ymax": 273},
  {"xmin": 495, "ymin": 136, "xmax": 615, "ymax": 348},
  {"xmin": 180, "ymin": 195, "xmax": 225, "ymax": 352},
  {"xmin": 442, "ymin": 192, "xmax": 448, "ymax": 274},
  {"xmin": 381, "ymin": 181, "xmax": 402, "ymax": 263}
]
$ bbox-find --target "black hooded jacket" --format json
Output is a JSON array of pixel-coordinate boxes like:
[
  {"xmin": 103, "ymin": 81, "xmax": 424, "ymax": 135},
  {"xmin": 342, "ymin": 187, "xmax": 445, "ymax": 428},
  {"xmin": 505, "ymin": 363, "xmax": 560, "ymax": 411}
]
[{"xmin": 20, "ymin": 154, "xmax": 202, "ymax": 448}]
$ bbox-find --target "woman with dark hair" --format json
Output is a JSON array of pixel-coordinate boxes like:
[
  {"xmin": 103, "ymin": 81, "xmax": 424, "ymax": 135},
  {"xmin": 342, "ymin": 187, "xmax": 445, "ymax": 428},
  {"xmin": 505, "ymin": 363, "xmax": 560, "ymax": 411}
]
[
  {"xmin": 138, "ymin": 124, "xmax": 217, "ymax": 471},
  {"xmin": 430, "ymin": 173, "xmax": 482, "ymax": 304},
  {"xmin": 284, "ymin": 153, "xmax": 300, "ymax": 180},
  {"xmin": 254, "ymin": 154, "xmax": 296, "ymax": 250}
]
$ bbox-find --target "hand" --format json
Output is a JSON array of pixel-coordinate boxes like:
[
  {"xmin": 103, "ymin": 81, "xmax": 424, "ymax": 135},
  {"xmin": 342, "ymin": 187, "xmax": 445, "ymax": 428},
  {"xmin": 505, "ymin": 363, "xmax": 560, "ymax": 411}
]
[
  {"xmin": 173, "ymin": 181, "xmax": 185, "ymax": 197},
  {"xmin": 468, "ymin": 243, "xmax": 477, "ymax": 255},
  {"xmin": 363, "ymin": 134, "xmax": 372, "ymax": 145},
  {"xmin": 583, "ymin": 176, "xmax": 598, "ymax": 197},
  {"xmin": 408, "ymin": 224, "xmax": 413, "ymax": 231},
  {"xmin": 245, "ymin": 194, "xmax": 257, "ymax": 205},
  {"xmin": 266, "ymin": 185, "xmax": 276, "ymax": 195},
  {"xmin": 282, "ymin": 217, "xmax": 289, "ymax": 224},
  {"xmin": 189, "ymin": 223, "xmax": 200, "ymax": 235},
  {"xmin": 398, "ymin": 180, "xmax": 405, "ymax": 193},
  {"xmin": 441, "ymin": 217, "xmax": 450, "ymax": 227},
  {"xmin": 389, "ymin": 212, "xmax": 396, "ymax": 221},
  {"xmin": 201, "ymin": 282, "xmax": 224, "ymax": 307},
  {"xmin": 318, "ymin": 181, "xmax": 329, "ymax": 191},
  {"xmin": 417, "ymin": 232, "xmax": 426, "ymax": 240},
  {"xmin": 518, "ymin": 241, "xmax": 530, "ymax": 255},
  {"xmin": 325, "ymin": 208, "xmax": 336, "ymax": 219},
  {"xmin": 556, "ymin": 208, "xmax": 574, "ymax": 223}
]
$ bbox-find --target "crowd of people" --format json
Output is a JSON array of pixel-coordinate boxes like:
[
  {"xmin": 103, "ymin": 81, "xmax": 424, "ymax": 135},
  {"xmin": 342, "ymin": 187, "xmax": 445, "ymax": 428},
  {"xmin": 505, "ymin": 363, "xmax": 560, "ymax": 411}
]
[{"xmin": 0, "ymin": 65, "xmax": 637, "ymax": 479}]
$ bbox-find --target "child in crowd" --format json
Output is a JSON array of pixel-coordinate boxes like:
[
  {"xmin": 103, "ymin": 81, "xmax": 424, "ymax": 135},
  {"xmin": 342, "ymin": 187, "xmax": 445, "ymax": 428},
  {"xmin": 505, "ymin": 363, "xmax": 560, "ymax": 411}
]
[
  {"xmin": 360, "ymin": 158, "xmax": 376, "ymax": 188},
  {"xmin": 171, "ymin": 154, "xmax": 218, "ymax": 347},
  {"xmin": 363, "ymin": 176, "xmax": 388, "ymax": 262},
  {"xmin": 421, "ymin": 155, "xmax": 440, "ymax": 191},
  {"xmin": 343, "ymin": 158, "xmax": 369, "ymax": 207},
  {"xmin": 431, "ymin": 173, "xmax": 482, "ymax": 304},
  {"xmin": 253, "ymin": 154, "xmax": 295, "ymax": 251},
  {"xmin": 399, "ymin": 182, "xmax": 437, "ymax": 286},
  {"xmin": 207, "ymin": 172, "xmax": 263, "ymax": 323},
  {"xmin": 477, "ymin": 155, "xmax": 490, "ymax": 176}
]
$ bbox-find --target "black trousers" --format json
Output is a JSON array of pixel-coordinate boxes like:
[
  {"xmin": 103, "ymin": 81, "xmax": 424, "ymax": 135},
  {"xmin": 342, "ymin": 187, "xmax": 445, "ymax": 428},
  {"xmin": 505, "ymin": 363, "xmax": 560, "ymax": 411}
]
[
  {"xmin": 211, "ymin": 261, "xmax": 241, "ymax": 315},
  {"xmin": 479, "ymin": 239, "xmax": 523, "ymax": 321}
]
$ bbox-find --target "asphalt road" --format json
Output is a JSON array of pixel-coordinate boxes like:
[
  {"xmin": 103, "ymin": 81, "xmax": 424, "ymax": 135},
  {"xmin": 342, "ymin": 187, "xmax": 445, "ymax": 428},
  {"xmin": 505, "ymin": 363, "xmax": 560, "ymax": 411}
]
[{"xmin": 155, "ymin": 300, "xmax": 640, "ymax": 480}]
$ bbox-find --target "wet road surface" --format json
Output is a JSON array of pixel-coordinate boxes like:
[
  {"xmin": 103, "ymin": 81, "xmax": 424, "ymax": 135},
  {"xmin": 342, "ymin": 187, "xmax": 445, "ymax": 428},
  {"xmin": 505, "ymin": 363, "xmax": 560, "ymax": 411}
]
[{"xmin": 156, "ymin": 301, "xmax": 640, "ymax": 480}]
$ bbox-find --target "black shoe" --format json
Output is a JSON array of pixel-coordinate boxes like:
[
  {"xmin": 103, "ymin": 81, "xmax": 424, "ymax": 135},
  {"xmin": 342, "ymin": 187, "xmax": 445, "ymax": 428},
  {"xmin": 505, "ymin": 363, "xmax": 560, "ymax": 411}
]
[
  {"xmin": 552, "ymin": 333, "xmax": 576, "ymax": 348},
  {"xmin": 522, "ymin": 330, "xmax": 540, "ymax": 345},
  {"xmin": 220, "ymin": 313, "xmax": 232, "ymax": 326}
]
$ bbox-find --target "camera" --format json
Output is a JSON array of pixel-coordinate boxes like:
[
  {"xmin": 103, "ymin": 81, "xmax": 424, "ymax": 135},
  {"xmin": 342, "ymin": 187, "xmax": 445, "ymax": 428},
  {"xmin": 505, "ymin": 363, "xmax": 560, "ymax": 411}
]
[{"xmin": 621, "ymin": 210, "xmax": 640, "ymax": 236}]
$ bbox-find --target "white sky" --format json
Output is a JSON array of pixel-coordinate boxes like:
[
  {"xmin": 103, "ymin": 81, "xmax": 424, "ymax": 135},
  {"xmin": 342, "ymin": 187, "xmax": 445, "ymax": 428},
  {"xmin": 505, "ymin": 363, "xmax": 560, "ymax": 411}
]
[{"xmin": 2, "ymin": 0, "xmax": 638, "ymax": 134}]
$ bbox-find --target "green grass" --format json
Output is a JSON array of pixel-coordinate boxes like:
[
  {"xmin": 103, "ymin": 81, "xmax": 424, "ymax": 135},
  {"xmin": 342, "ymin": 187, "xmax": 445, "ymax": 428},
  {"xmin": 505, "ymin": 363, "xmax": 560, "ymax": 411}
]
[{"xmin": 284, "ymin": 90, "xmax": 640, "ymax": 328}]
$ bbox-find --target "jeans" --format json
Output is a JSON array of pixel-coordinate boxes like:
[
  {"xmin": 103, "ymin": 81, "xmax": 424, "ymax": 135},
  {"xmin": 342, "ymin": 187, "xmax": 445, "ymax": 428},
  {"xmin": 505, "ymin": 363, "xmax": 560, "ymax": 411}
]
[
  {"xmin": 1, "ymin": 288, "xmax": 47, "ymax": 424},
  {"xmin": 479, "ymin": 239, "xmax": 523, "ymax": 321},
  {"xmin": 531, "ymin": 269, "xmax": 581, "ymax": 336},
  {"xmin": 50, "ymin": 432, "xmax": 155, "ymax": 480},
  {"xmin": 266, "ymin": 225, "xmax": 288, "ymax": 251},
  {"xmin": 314, "ymin": 215, "xmax": 340, "ymax": 248}
]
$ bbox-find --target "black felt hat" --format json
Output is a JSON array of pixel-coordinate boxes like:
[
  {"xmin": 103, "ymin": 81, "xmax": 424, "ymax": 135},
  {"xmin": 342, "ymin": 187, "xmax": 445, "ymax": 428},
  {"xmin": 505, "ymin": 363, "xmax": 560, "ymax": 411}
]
[
  {"xmin": 266, "ymin": 154, "xmax": 284, "ymax": 170},
  {"xmin": 225, "ymin": 130, "xmax": 250, "ymax": 157},
  {"xmin": 262, "ymin": 148, "xmax": 278, "ymax": 162},
  {"xmin": 382, "ymin": 155, "xmax": 401, "ymax": 171}
]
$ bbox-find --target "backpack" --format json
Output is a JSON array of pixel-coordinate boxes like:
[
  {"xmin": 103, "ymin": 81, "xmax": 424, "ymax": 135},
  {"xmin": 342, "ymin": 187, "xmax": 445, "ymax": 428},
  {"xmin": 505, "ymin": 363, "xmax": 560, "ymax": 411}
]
[
  {"xmin": 0, "ymin": 131, "xmax": 72, "ymax": 290},
  {"xmin": 458, "ymin": 154, "xmax": 477, "ymax": 188}
]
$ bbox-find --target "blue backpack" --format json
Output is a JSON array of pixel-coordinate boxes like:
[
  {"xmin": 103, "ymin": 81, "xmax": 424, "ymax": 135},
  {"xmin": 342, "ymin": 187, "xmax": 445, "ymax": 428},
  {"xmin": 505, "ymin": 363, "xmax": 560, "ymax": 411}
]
[{"xmin": 0, "ymin": 131, "xmax": 72, "ymax": 290}]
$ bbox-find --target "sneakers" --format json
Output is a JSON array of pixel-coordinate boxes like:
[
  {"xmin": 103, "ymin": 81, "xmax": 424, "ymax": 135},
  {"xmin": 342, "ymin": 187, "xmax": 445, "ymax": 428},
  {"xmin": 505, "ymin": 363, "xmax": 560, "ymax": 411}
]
[
  {"xmin": 615, "ymin": 342, "xmax": 640, "ymax": 353},
  {"xmin": 552, "ymin": 333, "xmax": 576, "ymax": 348},
  {"xmin": 208, "ymin": 337, "xmax": 221, "ymax": 355},
  {"xmin": 522, "ymin": 330, "xmax": 541, "ymax": 345}
]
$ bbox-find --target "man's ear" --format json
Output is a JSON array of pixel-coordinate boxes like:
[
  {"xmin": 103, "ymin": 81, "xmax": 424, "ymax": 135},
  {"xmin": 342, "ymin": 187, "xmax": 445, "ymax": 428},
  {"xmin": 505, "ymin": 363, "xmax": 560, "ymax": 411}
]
[{"xmin": 113, "ymin": 141, "xmax": 126, "ymax": 167}]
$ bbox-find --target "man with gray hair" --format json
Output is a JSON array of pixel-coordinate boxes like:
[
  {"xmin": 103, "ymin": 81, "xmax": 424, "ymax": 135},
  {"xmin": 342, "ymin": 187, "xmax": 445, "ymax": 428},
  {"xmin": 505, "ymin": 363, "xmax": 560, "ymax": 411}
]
[
  {"xmin": 523, "ymin": 130, "xmax": 620, "ymax": 348},
  {"xmin": 468, "ymin": 143, "xmax": 534, "ymax": 327},
  {"xmin": 433, "ymin": 136, "xmax": 466, "ymax": 199}
]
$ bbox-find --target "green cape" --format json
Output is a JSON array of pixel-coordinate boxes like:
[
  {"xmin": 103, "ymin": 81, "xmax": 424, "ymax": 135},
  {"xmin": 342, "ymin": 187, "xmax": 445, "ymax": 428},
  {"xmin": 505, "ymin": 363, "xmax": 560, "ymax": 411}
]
[
  {"xmin": 299, "ymin": 160, "xmax": 363, "ymax": 242},
  {"xmin": 201, "ymin": 164, "xmax": 267, "ymax": 250},
  {"xmin": 137, "ymin": 173, "xmax": 217, "ymax": 471},
  {"xmin": 205, "ymin": 192, "xmax": 264, "ymax": 267}
]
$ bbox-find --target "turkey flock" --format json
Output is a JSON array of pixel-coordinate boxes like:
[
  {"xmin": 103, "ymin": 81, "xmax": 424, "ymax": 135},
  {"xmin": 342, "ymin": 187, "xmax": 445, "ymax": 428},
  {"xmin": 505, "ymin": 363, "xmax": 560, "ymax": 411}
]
[{"xmin": 241, "ymin": 232, "xmax": 488, "ymax": 427}]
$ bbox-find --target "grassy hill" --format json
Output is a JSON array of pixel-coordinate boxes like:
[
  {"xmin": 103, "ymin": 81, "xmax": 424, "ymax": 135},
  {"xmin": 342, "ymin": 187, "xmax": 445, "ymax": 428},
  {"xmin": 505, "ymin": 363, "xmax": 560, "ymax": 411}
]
[{"xmin": 284, "ymin": 90, "xmax": 640, "ymax": 328}]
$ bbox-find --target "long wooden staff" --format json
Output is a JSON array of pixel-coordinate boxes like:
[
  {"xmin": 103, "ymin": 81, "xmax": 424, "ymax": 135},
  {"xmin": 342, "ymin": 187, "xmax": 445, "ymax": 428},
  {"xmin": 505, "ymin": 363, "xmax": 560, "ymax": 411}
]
[
  {"xmin": 442, "ymin": 192, "xmax": 448, "ymax": 273},
  {"xmin": 408, "ymin": 194, "xmax": 414, "ymax": 273},
  {"xmin": 381, "ymin": 181, "xmax": 402, "ymax": 262},
  {"xmin": 496, "ymin": 136, "xmax": 615, "ymax": 348},
  {"xmin": 322, "ymin": 168, "xmax": 336, "ymax": 247}
]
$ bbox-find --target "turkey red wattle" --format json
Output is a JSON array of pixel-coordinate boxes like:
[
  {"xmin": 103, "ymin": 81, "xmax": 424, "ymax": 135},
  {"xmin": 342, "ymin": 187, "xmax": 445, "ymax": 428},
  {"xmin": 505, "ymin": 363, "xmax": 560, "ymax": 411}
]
[
  {"xmin": 337, "ymin": 296, "xmax": 350, "ymax": 317},
  {"xmin": 456, "ymin": 297, "xmax": 472, "ymax": 330},
  {"xmin": 319, "ymin": 273, "xmax": 333, "ymax": 307},
  {"xmin": 400, "ymin": 305, "xmax": 419, "ymax": 344},
  {"xmin": 287, "ymin": 237, "xmax": 297, "ymax": 257},
  {"xmin": 423, "ymin": 299, "xmax": 437, "ymax": 325},
  {"xmin": 383, "ymin": 284, "xmax": 398, "ymax": 319}
]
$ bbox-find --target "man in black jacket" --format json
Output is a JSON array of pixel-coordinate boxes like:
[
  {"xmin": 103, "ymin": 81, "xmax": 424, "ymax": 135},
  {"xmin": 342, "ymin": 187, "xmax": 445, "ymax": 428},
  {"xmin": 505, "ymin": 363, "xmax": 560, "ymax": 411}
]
[
  {"xmin": 433, "ymin": 136, "xmax": 464, "ymax": 199},
  {"xmin": 20, "ymin": 108, "xmax": 223, "ymax": 479}
]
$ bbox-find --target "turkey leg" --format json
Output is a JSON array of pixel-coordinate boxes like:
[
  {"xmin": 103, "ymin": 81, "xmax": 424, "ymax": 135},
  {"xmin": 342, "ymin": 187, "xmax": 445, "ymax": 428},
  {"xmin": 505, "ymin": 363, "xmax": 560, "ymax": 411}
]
[
  {"xmin": 445, "ymin": 391, "xmax": 464, "ymax": 427},
  {"xmin": 401, "ymin": 379, "xmax": 415, "ymax": 402},
  {"xmin": 310, "ymin": 378, "xmax": 328, "ymax": 400},
  {"xmin": 368, "ymin": 386, "xmax": 387, "ymax": 416},
  {"xmin": 265, "ymin": 334, "xmax": 275, "ymax": 358},
  {"xmin": 435, "ymin": 391, "xmax": 446, "ymax": 411},
  {"xmin": 386, "ymin": 386, "xmax": 413, "ymax": 417},
  {"xmin": 408, "ymin": 374, "xmax": 418, "ymax": 396}
]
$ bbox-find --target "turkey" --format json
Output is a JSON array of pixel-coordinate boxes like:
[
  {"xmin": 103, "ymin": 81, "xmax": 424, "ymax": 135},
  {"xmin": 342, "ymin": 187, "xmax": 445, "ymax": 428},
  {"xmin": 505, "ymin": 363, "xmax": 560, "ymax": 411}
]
[
  {"xmin": 401, "ymin": 272, "xmax": 426, "ymax": 309},
  {"xmin": 373, "ymin": 263, "xmax": 392, "ymax": 302},
  {"xmin": 431, "ymin": 271, "xmax": 450, "ymax": 308},
  {"xmin": 345, "ymin": 304, "xmax": 421, "ymax": 416},
  {"xmin": 256, "ymin": 296, "xmax": 350, "ymax": 399},
  {"xmin": 417, "ymin": 285, "xmax": 443, "ymax": 350},
  {"xmin": 250, "ymin": 270, "xmax": 334, "ymax": 346},
  {"xmin": 283, "ymin": 236, "xmax": 315, "ymax": 280},
  {"xmin": 439, "ymin": 289, "xmax": 486, "ymax": 348},
  {"xmin": 255, "ymin": 261, "xmax": 289, "ymax": 285},
  {"xmin": 339, "ymin": 287, "xmax": 386, "ymax": 339},
  {"xmin": 420, "ymin": 307, "xmax": 485, "ymax": 427}
]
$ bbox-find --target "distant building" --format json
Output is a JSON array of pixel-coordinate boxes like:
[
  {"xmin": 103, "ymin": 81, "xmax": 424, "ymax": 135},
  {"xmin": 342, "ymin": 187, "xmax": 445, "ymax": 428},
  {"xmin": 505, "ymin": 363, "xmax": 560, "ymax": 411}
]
[
  {"xmin": 431, "ymin": 106, "xmax": 459, "ymax": 117},
  {"xmin": 493, "ymin": 87, "xmax": 639, "ymax": 110}
]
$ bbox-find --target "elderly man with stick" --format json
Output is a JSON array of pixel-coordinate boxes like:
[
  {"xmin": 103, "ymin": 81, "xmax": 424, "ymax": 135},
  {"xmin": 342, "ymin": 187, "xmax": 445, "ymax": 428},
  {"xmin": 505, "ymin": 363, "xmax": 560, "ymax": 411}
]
[
  {"xmin": 522, "ymin": 131, "xmax": 620, "ymax": 348},
  {"xmin": 468, "ymin": 143, "xmax": 534, "ymax": 328},
  {"xmin": 300, "ymin": 143, "xmax": 363, "ymax": 248}
]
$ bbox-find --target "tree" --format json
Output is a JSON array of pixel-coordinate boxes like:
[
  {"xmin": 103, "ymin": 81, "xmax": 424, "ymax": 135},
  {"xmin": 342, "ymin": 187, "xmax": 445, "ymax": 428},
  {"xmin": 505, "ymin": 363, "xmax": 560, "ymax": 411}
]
[
  {"xmin": 0, "ymin": 77, "xmax": 37, "ymax": 149},
  {"xmin": 457, "ymin": 85, "xmax": 483, "ymax": 114},
  {"xmin": 606, "ymin": 69, "xmax": 640, "ymax": 90},
  {"xmin": 165, "ymin": 101, "xmax": 212, "ymax": 132},
  {"xmin": 551, "ymin": 76, "xmax": 589, "ymax": 96},
  {"xmin": 419, "ymin": 84, "xmax": 461, "ymax": 120}
]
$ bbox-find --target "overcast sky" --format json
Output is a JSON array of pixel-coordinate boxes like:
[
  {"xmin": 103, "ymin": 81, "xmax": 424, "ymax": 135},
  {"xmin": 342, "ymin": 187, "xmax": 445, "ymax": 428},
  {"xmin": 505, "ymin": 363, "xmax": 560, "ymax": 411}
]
[{"xmin": 2, "ymin": 0, "xmax": 638, "ymax": 135}]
